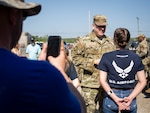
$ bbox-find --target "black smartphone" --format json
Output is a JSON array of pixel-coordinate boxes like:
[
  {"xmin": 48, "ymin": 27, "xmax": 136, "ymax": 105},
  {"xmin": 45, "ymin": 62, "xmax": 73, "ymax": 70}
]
[{"xmin": 46, "ymin": 36, "xmax": 61, "ymax": 59}]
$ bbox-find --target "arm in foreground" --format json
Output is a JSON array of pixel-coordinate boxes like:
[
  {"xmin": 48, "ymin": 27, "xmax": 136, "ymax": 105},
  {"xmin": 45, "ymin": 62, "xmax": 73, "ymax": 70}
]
[
  {"xmin": 99, "ymin": 70, "xmax": 125, "ymax": 110},
  {"xmin": 123, "ymin": 70, "xmax": 147, "ymax": 109}
]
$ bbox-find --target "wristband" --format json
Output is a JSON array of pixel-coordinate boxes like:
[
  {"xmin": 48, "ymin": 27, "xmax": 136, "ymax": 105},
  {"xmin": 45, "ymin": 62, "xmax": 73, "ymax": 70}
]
[{"xmin": 107, "ymin": 90, "xmax": 113, "ymax": 95}]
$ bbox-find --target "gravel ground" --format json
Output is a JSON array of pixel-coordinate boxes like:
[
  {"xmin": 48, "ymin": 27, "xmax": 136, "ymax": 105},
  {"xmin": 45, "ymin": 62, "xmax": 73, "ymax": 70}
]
[{"xmin": 137, "ymin": 92, "xmax": 150, "ymax": 113}]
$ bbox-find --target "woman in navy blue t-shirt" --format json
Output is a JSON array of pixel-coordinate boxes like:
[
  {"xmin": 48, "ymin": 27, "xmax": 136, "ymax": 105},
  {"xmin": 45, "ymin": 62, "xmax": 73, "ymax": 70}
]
[{"xmin": 98, "ymin": 28, "xmax": 146, "ymax": 113}]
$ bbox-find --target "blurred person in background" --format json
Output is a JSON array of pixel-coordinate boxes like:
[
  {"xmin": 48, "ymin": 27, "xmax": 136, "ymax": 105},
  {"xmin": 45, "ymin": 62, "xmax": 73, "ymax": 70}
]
[
  {"xmin": 136, "ymin": 34, "xmax": 149, "ymax": 94},
  {"xmin": 136, "ymin": 34, "xmax": 148, "ymax": 59},
  {"xmin": 26, "ymin": 37, "xmax": 41, "ymax": 60},
  {"xmin": 11, "ymin": 43, "xmax": 22, "ymax": 56}
]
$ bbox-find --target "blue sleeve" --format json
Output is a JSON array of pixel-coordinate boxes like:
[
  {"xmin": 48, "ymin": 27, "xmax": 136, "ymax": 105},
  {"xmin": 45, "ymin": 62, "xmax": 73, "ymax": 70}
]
[
  {"xmin": 66, "ymin": 62, "xmax": 78, "ymax": 80},
  {"xmin": 137, "ymin": 57, "xmax": 144, "ymax": 71},
  {"xmin": 97, "ymin": 54, "xmax": 108, "ymax": 72}
]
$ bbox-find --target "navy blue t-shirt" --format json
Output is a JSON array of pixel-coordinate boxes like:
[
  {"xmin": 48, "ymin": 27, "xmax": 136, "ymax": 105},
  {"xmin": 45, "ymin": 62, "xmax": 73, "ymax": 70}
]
[{"xmin": 98, "ymin": 50, "xmax": 144, "ymax": 89}]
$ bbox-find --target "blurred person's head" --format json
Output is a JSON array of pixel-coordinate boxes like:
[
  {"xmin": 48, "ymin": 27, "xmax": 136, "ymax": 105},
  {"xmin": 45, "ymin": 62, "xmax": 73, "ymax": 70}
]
[
  {"xmin": 137, "ymin": 34, "xmax": 145, "ymax": 42},
  {"xmin": 113, "ymin": 28, "xmax": 130, "ymax": 49},
  {"xmin": 0, "ymin": 0, "xmax": 41, "ymax": 50},
  {"xmin": 30, "ymin": 37, "xmax": 35, "ymax": 45}
]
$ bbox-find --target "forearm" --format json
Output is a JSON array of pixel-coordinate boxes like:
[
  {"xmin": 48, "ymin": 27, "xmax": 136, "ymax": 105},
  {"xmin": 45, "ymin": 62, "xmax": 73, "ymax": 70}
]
[
  {"xmin": 72, "ymin": 56, "xmax": 94, "ymax": 72},
  {"xmin": 128, "ymin": 81, "xmax": 146, "ymax": 100},
  {"xmin": 99, "ymin": 71, "xmax": 123, "ymax": 106},
  {"xmin": 71, "ymin": 42, "xmax": 94, "ymax": 72},
  {"xmin": 100, "ymin": 80, "xmax": 120, "ymax": 104},
  {"xmin": 128, "ymin": 70, "xmax": 147, "ymax": 100}
]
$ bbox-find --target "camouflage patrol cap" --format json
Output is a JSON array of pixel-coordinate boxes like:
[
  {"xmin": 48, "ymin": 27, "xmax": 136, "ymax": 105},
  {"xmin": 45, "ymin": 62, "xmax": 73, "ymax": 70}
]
[
  {"xmin": 138, "ymin": 34, "xmax": 145, "ymax": 38},
  {"xmin": 0, "ymin": 0, "xmax": 41, "ymax": 17},
  {"xmin": 93, "ymin": 14, "xmax": 108, "ymax": 26}
]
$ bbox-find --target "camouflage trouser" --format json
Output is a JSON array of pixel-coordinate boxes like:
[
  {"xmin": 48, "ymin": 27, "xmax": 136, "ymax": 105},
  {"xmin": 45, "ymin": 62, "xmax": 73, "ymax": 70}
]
[{"xmin": 81, "ymin": 86, "xmax": 104, "ymax": 113}]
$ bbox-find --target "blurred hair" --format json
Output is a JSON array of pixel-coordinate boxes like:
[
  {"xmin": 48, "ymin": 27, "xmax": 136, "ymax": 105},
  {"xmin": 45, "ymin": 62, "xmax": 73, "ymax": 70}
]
[{"xmin": 114, "ymin": 28, "xmax": 130, "ymax": 49}]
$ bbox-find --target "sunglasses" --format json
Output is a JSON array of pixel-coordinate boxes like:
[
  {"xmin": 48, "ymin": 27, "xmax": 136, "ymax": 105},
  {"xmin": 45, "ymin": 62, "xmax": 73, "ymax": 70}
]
[{"xmin": 95, "ymin": 24, "xmax": 106, "ymax": 29}]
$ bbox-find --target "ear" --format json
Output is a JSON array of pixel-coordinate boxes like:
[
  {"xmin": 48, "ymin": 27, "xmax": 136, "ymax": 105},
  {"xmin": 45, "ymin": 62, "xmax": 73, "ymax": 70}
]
[
  {"xmin": 9, "ymin": 8, "xmax": 18, "ymax": 25},
  {"xmin": 92, "ymin": 23, "xmax": 95, "ymax": 29}
]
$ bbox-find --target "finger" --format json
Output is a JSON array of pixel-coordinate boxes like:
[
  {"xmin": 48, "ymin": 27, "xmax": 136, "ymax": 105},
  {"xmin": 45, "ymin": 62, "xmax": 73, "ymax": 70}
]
[
  {"xmin": 126, "ymin": 106, "xmax": 130, "ymax": 110},
  {"xmin": 122, "ymin": 102, "xmax": 130, "ymax": 110},
  {"xmin": 118, "ymin": 104, "xmax": 125, "ymax": 111}
]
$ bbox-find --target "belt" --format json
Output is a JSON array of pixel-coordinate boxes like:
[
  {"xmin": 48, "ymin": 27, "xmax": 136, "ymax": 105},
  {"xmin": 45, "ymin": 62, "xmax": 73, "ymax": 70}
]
[{"xmin": 112, "ymin": 88, "xmax": 134, "ymax": 90}]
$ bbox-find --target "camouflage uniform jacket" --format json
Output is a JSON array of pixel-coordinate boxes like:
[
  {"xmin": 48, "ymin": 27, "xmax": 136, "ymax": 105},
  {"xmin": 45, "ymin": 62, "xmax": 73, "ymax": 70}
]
[
  {"xmin": 71, "ymin": 31, "xmax": 115, "ymax": 88},
  {"xmin": 136, "ymin": 38, "xmax": 148, "ymax": 59}
]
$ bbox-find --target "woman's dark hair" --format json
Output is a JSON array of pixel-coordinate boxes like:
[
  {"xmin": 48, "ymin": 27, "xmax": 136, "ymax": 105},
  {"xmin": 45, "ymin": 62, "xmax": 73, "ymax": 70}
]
[{"xmin": 113, "ymin": 28, "xmax": 130, "ymax": 49}]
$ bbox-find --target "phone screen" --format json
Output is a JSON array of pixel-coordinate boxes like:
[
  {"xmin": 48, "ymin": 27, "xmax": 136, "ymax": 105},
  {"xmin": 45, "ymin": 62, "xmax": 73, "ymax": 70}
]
[{"xmin": 46, "ymin": 36, "xmax": 61, "ymax": 58}]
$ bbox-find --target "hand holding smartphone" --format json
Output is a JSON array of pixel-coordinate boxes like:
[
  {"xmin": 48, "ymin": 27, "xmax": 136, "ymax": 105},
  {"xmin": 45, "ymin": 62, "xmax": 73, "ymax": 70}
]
[{"xmin": 46, "ymin": 36, "xmax": 61, "ymax": 59}]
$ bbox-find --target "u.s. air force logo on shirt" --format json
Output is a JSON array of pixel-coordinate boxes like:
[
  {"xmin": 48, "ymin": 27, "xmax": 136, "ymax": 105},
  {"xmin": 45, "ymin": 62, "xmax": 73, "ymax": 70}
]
[{"xmin": 112, "ymin": 60, "xmax": 134, "ymax": 79}]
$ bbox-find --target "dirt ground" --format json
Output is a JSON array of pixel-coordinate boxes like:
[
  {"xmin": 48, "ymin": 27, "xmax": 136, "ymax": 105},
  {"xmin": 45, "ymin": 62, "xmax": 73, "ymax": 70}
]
[{"xmin": 137, "ymin": 92, "xmax": 150, "ymax": 113}]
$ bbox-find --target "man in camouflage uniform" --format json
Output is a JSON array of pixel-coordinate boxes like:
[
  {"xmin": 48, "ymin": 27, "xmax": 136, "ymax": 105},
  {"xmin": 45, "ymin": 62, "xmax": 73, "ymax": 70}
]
[
  {"xmin": 142, "ymin": 56, "xmax": 150, "ymax": 93},
  {"xmin": 136, "ymin": 34, "xmax": 148, "ymax": 59},
  {"xmin": 71, "ymin": 14, "xmax": 115, "ymax": 113},
  {"xmin": 136, "ymin": 34, "xmax": 150, "ymax": 93},
  {"xmin": 136, "ymin": 34, "xmax": 149, "ymax": 75}
]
